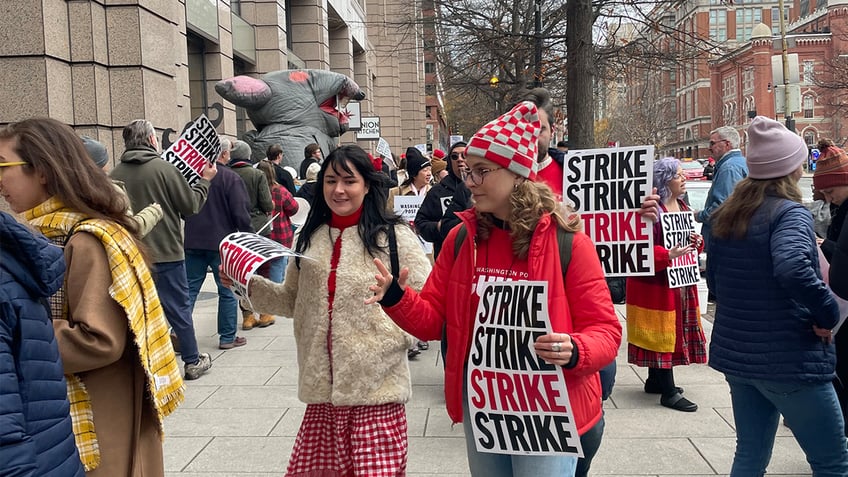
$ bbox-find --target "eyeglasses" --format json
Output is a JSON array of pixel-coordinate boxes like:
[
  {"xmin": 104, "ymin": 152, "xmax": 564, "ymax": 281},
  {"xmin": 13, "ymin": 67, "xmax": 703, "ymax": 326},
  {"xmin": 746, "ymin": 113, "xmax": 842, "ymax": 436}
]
[
  {"xmin": 463, "ymin": 167, "xmax": 503, "ymax": 185},
  {"xmin": 709, "ymin": 139, "xmax": 729, "ymax": 147},
  {"xmin": 674, "ymin": 173, "xmax": 686, "ymax": 180},
  {"xmin": 0, "ymin": 161, "xmax": 27, "ymax": 177},
  {"xmin": 450, "ymin": 152, "xmax": 466, "ymax": 161}
]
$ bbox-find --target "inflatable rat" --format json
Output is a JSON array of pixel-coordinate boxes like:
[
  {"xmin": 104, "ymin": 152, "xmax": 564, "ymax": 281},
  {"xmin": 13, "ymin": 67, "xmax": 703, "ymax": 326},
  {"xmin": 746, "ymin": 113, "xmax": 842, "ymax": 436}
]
[{"xmin": 215, "ymin": 69, "xmax": 365, "ymax": 172}]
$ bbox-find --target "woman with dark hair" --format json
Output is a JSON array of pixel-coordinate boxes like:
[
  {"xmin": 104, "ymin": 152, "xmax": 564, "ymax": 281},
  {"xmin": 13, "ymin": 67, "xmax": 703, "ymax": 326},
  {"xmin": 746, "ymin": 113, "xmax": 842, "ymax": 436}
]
[
  {"xmin": 708, "ymin": 116, "xmax": 848, "ymax": 475},
  {"xmin": 625, "ymin": 157, "xmax": 705, "ymax": 412},
  {"xmin": 222, "ymin": 144, "xmax": 431, "ymax": 475},
  {"xmin": 368, "ymin": 102, "xmax": 621, "ymax": 477},
  {"xmin": 387, "ymin": 146, "xmax": 432, "ymax": 210},
  {"xmin": 0, "ymin": 117, "xmax": 184, "ymax": 476}
]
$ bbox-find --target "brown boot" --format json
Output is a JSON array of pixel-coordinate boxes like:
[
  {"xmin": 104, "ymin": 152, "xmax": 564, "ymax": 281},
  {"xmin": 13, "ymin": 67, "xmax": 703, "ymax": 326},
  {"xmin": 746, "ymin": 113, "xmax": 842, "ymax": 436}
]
[
  {"xmin": 257, "ymin": 314, "xmax": 276, "ymax": 328},
  {"xmin": 242, "ymin": 311, "xmax": 257, "ymax": 330}
]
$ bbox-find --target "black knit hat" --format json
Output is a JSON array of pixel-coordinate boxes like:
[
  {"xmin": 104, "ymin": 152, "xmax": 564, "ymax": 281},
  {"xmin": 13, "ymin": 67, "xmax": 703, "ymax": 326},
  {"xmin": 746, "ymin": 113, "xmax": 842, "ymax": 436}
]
[{"xmin": 405, "ymin": 147, "xmax": 431, "ymax": 179}]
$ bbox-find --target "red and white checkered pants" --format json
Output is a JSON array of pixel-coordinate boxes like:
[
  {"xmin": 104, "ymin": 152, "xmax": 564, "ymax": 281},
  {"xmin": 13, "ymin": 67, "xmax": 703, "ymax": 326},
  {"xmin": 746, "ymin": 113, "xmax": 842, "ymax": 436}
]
[{"xmin": 286, "ymin": 402, "xmax": 408, "ymax": 477}]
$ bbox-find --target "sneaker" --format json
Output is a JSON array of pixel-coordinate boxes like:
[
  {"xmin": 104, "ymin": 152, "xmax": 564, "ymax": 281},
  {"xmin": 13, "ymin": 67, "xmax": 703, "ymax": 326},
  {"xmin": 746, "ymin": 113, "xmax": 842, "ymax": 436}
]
[
  {"xmin": 184, "ymin": 352, "xmax": 212, "ymax": 380},
  {"xmin": 417, "ymin": 340, "xmax": 429, "ymax": 351},
  {"xmin": 407, "ymin": 347, "xmax": 421, "ymax": 359}
]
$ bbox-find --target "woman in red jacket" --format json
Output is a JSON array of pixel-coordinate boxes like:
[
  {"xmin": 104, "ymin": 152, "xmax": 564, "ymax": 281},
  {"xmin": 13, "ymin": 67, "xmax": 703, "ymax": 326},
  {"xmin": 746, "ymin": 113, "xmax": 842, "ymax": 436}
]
[
  {"xmin": 367, "ymin": 102, "xmax": 622, "ymax": 477},
  {"xmin": 625, "ymin": 157, "xmax": 706, "ymax": 413}
]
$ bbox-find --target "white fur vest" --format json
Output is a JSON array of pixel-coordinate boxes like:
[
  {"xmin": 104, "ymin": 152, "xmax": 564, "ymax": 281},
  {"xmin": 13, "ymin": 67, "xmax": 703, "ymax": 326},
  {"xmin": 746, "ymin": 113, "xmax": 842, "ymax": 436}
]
[{"xmin": 249, "ymin": 223, "xmax": 432, "ymax": 406}]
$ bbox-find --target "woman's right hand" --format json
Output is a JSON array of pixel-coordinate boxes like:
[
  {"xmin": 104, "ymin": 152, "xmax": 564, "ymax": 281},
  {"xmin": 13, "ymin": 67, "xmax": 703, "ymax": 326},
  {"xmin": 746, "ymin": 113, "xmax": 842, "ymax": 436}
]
[
  {"xmin": 669, "ymin": 244, "xmax": 695, "ymax": 260},
  {"xmin": 365, "ymin": 258, "xmax": 408, "ymax": 305}
]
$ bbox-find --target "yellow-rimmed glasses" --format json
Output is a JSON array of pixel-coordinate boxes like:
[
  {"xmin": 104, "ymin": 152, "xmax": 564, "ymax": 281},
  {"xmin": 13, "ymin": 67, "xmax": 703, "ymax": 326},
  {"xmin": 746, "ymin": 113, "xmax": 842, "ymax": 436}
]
[{"xmin": 0, "ymin": 162, "xmax": 26, "ymax": 178}]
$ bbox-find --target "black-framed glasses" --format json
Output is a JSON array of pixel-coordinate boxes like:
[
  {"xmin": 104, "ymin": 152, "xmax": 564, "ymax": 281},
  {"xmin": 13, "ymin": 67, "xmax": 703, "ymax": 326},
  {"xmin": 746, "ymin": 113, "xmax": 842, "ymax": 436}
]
[
  {"xmin": 463, "ymin": 167, "xmax": 503, "ymax": 185},
  {"xmin": 450, "ymin": 152, "xmax": 466, "ymax": 161}
]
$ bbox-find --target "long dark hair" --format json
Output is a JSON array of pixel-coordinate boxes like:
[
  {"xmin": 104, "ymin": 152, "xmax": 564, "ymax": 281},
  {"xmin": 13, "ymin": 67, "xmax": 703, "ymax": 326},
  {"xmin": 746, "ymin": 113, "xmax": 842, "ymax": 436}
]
[{"xmin": 295, "ymin": 145, "xmax": 403, "ymax": 258}]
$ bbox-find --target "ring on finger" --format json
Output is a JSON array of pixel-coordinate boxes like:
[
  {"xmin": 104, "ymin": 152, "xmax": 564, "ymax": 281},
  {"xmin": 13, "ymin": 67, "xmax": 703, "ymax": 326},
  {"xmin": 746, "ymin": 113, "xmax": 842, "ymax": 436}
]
[{"xmin": 551, "ymin": 342, "xmax": 561, "ymax": 353}]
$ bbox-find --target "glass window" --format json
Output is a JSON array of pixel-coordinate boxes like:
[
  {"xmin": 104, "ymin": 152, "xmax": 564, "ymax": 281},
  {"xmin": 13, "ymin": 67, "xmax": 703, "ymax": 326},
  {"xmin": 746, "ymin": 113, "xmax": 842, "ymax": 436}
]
[
  {"xmin": 803, "ymin": 95, "xmax": 814, "ymax": 118},
  {"xmin": 803, "ymin": 60, "xmax": 814, "ymax": 84},
  {"xmin": 710, "ymin": 10, "xmax": 727, "ymax": 42},
  {"xmin": 804, "ymin": 131, "xmax": 815, "ymax": 145}
]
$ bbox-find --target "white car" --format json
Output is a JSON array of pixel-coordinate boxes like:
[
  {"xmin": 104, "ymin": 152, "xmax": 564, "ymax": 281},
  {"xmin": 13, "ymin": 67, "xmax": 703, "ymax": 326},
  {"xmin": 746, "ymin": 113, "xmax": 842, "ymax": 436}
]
[{"xmin": 681, "ymin": 180, "xmax": 712, "ymax": 272}]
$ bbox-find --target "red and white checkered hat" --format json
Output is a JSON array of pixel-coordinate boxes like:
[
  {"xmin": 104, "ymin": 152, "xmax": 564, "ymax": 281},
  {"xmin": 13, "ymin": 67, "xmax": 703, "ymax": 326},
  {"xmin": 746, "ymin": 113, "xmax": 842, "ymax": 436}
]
[{"xmin": 466, "ymin": 101, "xmax": 540, "ymax": 180}]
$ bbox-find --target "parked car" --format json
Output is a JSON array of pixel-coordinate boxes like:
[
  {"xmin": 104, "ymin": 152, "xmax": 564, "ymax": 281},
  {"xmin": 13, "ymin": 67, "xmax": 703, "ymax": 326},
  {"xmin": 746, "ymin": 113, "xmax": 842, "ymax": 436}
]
[{"xmin": 681, "ymin": 160, "xmax": 705, "ymax": 181}]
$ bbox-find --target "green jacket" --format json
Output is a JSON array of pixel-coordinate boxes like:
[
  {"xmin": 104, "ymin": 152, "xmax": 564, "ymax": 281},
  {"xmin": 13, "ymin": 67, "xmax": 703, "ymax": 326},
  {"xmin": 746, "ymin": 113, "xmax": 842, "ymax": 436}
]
[
  {"xmin": 111, "ymin": 146, "xmax": 210, "ymax": 263},
  {"xmin": 228, "ymin": 160, "xmax": 274, "ymax": 235}
]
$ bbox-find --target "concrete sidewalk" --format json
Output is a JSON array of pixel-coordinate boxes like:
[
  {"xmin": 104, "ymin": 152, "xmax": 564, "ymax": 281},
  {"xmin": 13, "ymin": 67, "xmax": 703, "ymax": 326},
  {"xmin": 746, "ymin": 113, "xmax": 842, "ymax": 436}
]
[{"xmin": 164, "ymin": 275, "xmax": 813, "ymax": 476}]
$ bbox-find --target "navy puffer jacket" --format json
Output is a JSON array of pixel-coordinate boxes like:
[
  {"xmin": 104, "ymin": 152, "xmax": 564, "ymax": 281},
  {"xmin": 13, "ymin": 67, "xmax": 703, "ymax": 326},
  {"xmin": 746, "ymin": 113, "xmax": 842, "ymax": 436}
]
[
  {"xmin": 0, "ymin": 212, "xmax": 84, "ymax": 477},
  {"xmin": 707, "ymin": 196, "xmax": 839, "ymax": 383}
]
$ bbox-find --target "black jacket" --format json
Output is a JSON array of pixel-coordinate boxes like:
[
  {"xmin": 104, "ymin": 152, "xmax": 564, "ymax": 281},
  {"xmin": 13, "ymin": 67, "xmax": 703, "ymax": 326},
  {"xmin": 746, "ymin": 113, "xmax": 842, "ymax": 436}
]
[
  {"xmin": 415, "ymin": 174, "xmax": 473, "ymax": 258},
  {"xmin": 829, "ymin": 204, "xmax": 848, "ymax": 300}
]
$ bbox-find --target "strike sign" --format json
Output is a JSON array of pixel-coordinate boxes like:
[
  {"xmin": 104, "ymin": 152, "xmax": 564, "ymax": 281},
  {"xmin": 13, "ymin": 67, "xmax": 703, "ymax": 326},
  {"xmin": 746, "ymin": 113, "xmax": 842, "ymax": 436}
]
[
  {"xmin": 219, "ymin": 232, "xmax": 309, "ymax": 303},
  {"xmin": 661, "ymin": 211, "xmax": 700, "ymax": 288},
  {"xmin": 468, "ymin": 281, "xmax": 582, "ymax": 457},
  {"xmin": 563, "ymin": 146, "xmax": 655, "ymax": 277},
  {"xmin": 161, "ymin": 115, "xmax": 221, "ymax": 186}
]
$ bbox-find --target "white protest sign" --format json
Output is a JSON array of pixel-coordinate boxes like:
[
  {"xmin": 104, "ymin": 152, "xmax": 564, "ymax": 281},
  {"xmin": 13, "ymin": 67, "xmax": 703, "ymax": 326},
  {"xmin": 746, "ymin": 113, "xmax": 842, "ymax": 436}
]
[
  {"xmin": 219, "ymin": 232, "xmax": 310, "ymax": 303},
  {"xmin": 467, "ymin": 281, "xmax": 582, "ymax": 456},
  {"xmin": 161, "ymin": 114, "xmax": 221, "ymax": 186},
  {"xmin": 357, "ymin": 117, "xmax": 380, "ymax": 140},
  {"xmin": 661, "ymin": 211, "xmax": 700, "ymax": 288},
  {"xmin": 393, "ymin": 195, "xmax": 433, "ymax": 254},
  {"xmin": 376, "ymin": 137, "xmax": 392, "ymax": 159},
  {"xmin": 393, "ymin": 195, "xmax": 424, "ymax": 222},
  {"xmin": 563, "ymin": 145, "xmax": 654, "ymax": 277}
]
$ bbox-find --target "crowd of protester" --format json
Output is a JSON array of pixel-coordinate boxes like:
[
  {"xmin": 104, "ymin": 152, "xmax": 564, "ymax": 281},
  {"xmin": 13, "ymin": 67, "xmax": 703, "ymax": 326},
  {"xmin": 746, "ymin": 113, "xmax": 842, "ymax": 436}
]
[{"xmin": 2, "ymin": 86, "xmax": 847, "ymax": 476}]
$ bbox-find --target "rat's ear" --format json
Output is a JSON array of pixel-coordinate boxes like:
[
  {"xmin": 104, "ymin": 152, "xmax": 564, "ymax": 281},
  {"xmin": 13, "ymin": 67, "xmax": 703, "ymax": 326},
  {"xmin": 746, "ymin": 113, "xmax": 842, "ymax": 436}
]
[{"xmin": 215, "ymin": 76, "xmax": 272, "ymax": 109}]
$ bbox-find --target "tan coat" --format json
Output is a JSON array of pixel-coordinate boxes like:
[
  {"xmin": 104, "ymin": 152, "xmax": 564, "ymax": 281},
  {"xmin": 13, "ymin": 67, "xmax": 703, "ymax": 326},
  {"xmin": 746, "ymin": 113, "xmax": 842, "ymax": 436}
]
[
  {"xmin": 386, "ymin": 182, "xmax": 431, "ymax": 214},
  {"xmin": 249, "ymin": 223, "xmax": 431, "ymax": 406},
  {"xmin": 55, "ymin": 232, "xmax": 163, "ymax": 477}
]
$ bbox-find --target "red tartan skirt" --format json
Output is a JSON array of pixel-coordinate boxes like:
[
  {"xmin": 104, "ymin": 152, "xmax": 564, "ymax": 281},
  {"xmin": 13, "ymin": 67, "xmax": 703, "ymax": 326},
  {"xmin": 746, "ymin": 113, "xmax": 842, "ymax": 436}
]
[
  {"xmin": 628, "ymin": 284, "xmax": 707, "ymax": 368},
  {"xmin": 286, "ymin": 402, "xmax": 408, "ymax": 477}
]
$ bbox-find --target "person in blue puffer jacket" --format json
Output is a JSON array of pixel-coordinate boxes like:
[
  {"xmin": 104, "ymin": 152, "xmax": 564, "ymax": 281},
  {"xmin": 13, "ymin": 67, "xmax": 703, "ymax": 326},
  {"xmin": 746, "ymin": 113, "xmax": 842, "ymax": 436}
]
[
  {"xmin": 707, "ymin": 116, "xmax": 848, "ymax": 476},
  {"xmin": 0, "ymin": 211, "xmax": 84, "ymax": 477}
]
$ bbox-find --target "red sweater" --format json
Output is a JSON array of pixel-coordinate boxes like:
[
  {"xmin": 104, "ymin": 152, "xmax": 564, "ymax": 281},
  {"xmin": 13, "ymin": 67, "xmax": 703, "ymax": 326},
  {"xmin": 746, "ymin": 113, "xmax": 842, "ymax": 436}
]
[{"xmin": 384, "ymin": 210, "xmax": 622, "ymax": 435}]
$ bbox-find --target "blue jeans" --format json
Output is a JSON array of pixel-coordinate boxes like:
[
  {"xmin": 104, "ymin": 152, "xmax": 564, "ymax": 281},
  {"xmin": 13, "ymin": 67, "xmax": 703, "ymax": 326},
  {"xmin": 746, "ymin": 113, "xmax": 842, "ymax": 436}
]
[
  {"xmin": 726, "ymin": 374, "xmax": 848, "ymax": 476},
  {"xmin": 462, "ymin": 386, "xmax": 578, "ymax": 476},
  {"xmin": 575, "ymin": 413, "xmax": 605, "ymax": 477},
  {"xmin": 151, "ymin": 261, "xmax": 199, "ymax": 364},
  {"xmin": 266, "ymin": 256, "xmax": 288, "ymax": 284},
  {"xmin": 185, "ymin": 249, "xmax": 238, "ymax": 344}
]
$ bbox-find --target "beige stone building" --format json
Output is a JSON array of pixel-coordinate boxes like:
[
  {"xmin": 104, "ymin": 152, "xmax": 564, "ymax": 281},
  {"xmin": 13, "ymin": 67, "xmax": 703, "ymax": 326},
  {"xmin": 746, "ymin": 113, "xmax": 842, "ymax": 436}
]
[{"xmin": 0, "ymin": 0, "xmax": 426, "ymax": 168}]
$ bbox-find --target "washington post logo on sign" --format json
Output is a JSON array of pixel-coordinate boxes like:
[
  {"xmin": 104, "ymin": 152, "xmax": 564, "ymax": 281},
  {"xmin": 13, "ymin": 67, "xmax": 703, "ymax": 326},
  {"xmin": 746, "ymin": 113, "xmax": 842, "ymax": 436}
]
[
  {"xmin": 563, "ymin": 145, "xmax": 655, "ymax": 277},
  {"xmin": 467, "ymin": 281, "xmax": 583, "ymax": 457}
]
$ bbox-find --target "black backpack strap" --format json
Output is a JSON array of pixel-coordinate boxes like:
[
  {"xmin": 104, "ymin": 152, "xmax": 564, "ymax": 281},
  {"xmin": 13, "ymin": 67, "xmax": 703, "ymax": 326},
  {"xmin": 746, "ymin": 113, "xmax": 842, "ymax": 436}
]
[
  {"xmin": 453, "ymin": 224, "xmax": 468, "ymax": 260},
  {"xmin": 556, "ymin": 226, "xmax": 574, "ymax": 282},
  {"xmin": 387, "ymin": 226, "xmax": 400, "ymax": 277}
]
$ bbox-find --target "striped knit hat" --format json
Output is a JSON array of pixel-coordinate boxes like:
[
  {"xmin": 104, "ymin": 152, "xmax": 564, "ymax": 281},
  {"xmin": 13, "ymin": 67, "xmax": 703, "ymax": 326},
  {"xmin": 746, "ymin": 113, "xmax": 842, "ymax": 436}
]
[
  {"xmin": 466, "ymin": 101, "xmax": 540, "ymax": 180},
  {"xmin": 813, "ymin": 144, "xmax": 848, "ymax": 190}
]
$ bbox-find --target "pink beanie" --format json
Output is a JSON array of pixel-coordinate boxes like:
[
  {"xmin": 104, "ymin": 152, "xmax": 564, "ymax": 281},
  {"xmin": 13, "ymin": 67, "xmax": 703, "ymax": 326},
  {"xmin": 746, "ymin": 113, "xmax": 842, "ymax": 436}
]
[
  {"xmin": 746, "ymin": 116, "xmax": 806, "ymax": 179},
  {"xmin": 466, "ymin": 101, "xmax": 540, "ymax": 181}
]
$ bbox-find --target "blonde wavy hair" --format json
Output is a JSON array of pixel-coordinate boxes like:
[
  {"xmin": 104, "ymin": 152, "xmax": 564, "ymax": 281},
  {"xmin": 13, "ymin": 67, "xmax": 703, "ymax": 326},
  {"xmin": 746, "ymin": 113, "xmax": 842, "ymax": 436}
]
[
  {"xmin": 476, "ymin": 181, "xmax": 581, "ymax": 259},
  {"xmin": 710, "ymin": 175, "xmax": 802, "ymax": 240}
]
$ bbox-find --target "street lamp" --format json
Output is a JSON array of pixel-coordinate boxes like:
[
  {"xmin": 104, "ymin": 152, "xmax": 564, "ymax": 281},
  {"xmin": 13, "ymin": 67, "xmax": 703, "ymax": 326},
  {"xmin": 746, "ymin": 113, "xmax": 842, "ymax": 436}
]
[
  {"xmin": 490, "ymin": 75, "xmax": 500, "ymax": 115},
  {"xmin": 777, "ymin": 0, "xmax": 794, "ymax": 131}
]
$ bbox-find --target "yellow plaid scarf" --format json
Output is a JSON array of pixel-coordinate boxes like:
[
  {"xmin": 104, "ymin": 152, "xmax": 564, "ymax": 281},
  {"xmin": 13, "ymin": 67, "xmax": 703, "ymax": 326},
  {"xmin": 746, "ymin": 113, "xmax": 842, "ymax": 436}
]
[{"xmin": 26, "ymin": 197, "xmax": 185, "ymax": 471}]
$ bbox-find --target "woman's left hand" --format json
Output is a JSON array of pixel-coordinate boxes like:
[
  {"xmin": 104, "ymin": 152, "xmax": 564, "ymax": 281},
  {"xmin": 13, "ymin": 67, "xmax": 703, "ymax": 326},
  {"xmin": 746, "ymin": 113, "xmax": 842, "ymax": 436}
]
[{"xmin": 534, "ymin": 333, "xmax": 574, "ymax": 366}]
